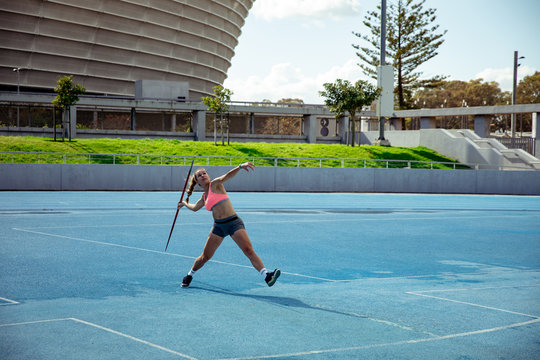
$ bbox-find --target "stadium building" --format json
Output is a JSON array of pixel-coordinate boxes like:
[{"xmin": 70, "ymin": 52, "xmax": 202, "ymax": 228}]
[{"xmin": 0, "ymin": 0, "xmax": 254, "ymax": 100}]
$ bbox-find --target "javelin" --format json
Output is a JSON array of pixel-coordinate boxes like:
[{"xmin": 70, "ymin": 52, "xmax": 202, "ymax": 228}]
[{"xmin": 165, "ymin": 159, "xmax": 195, "ymax": 251}]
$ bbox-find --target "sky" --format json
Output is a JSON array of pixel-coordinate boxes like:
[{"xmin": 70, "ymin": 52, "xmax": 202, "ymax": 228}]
[{"xmin": 223, "ymin": 0, "xmax": 540, "ymax": 104}]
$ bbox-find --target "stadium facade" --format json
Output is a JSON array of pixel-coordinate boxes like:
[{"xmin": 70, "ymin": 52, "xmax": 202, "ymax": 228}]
[{"xmin": 0, "ymin": 0, "xmax": 254, "ymax": 100}]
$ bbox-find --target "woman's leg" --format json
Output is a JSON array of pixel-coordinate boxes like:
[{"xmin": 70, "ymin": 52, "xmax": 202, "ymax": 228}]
[
  {"xmin": 231, "ymin": 229, "xmax": 264, "ymax": 272},
  {"xmin": 191, "ymin": 233, "xmax": 224, "ymax": 271}
]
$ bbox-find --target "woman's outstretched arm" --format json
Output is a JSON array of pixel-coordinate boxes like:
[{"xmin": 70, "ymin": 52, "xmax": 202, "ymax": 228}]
[{"xmin": 214, "ymin": 162, "xmax": 255, "ymax": 184}]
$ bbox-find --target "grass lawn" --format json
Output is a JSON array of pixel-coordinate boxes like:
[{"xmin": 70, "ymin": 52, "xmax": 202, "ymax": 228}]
[{"xmin": 0, "ymin": 136, "xmax": 466, "ymax": 169}]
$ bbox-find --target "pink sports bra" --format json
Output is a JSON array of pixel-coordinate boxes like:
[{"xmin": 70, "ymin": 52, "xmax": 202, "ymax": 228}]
[{"xmin": 204, "ymin": 184, "xmax": 230, "ymax": 211}]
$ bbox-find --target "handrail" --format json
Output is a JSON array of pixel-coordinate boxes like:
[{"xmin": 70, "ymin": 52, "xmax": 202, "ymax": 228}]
[
  {"xmin": 0, "ymin": 151, "xmax": 479, "ymax": 169},
  {"xmin": 2, "ymin": 150, "xmax": 537, "ymax": 170}
]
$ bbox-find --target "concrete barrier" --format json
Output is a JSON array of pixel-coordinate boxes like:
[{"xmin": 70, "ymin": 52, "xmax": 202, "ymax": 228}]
[{"xmin": 1, "ymin": 164, "xmax": 539, "ymax": 195}]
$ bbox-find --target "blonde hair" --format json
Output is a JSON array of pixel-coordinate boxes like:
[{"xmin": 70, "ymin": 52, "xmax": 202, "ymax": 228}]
[{"xmin": 185, "ymin": 168, "xmax": 206, "ymax": 203}]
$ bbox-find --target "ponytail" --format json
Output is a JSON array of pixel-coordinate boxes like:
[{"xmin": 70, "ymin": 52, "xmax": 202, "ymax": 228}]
[
  {"xmin": 185, "ymin": 174, "xmax": 197, "ymax": 203},
  {"xmin": 185, "ymin": 168, "xmax": 207, "ymax": 203}
]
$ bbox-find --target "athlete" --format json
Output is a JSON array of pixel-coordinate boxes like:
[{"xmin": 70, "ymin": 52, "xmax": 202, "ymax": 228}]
[{"xmin": 177, "ymin": 162, "xmax": 280, "ymax": 288}]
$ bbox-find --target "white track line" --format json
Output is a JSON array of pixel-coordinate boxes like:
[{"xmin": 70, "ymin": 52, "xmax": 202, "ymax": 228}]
[
  {"xmin": 10, "ymin": 227, "xmax": 540, "ymax": 284},
  {"xmin": 12, "ymin": 228, "xmax": 336, "ymax": 282},
  {"xmin": 411, "ymin": 284, "xmax": 540, "ymax": 294},
  {"xmin": 13, "ymin": 211, "xmax": 538, "ymax": 230},
  {"xmin": 407, "ymin": 284, "xmax": 540, "ymax": 319},
  {"xmin": 0, "ymin": 317, "xmax": 199, "ymax": 360},
  {"xmin": 69, "ymin": 318, "xmax": 199, "ymax": 360},
  {"xmin": 0, "ymin": 318, "xmax": 71, "ymax": 327},
  {"xmin": 0, "ymin": 296, "xmax": 20, "ymax": 306},
  {"xmin": 217, "ymin": 318, "xmax": 540, "ymax": 360}
]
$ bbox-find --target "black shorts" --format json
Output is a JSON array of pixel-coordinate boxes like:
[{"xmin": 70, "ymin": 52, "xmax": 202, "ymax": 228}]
[{"xmin": 211, "ymin": 215, "xmax": 245, "ymax": 238}]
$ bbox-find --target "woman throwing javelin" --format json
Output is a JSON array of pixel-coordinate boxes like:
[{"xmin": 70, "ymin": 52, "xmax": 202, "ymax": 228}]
[{"xmin": 177, "ymin": 162, "xmax": 280, "ymax": 288}]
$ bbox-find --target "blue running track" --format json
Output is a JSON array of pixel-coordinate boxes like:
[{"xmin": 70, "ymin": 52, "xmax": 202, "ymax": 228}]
[{"xmin": 1, "ymin": 192, "xmax": 539, "ymax": 359}]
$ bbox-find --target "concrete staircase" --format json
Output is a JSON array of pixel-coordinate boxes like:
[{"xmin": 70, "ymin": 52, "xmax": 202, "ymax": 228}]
[{"xmin": 445, "ymin": 130, "xmax": 540, "ymax": 170}]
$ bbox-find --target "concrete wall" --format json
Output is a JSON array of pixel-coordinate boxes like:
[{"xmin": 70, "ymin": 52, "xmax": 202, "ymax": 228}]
[{"xmin": 2, "ymin": 164, "xmax": 539, "ymax": 195}]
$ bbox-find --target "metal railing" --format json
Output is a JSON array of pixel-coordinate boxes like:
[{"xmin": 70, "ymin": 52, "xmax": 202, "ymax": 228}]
[
  {"xmin": 495, "ymin": 137, "xmax": 536, "ymax": 155},
  {"xmin": 0, "ymin": 151, "xmax": 470, "ymax": 170}
]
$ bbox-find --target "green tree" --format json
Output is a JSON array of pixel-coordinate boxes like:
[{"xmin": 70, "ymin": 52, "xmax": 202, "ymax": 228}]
[
  {"xmin": 517, "ymin": 71, "xmax": 540, "ymax": 104},
  {"xmin": 52, "ymin": 75, "xmax": 85, "ymax": 141},
  {"xmin": 411, "ymin": 79, "xmax": 509, "ymax": 131},
  {"xmin": 412, "ymin": 79, "xmax": 506, "ymax": 109},
  {"xmin": 514, "ymin": 72, "xmax": 540, "ymax": 134},
  {"xmin": 319, "ymin": 79, "xmax": 380, "ymax": 146},
  {"xmin": 202, "ymin": 85, "xmax": 233, "ymax": 145},
  {"xmin": 352, "ymin": 0, "xmax": 446, "ymax": 110}
]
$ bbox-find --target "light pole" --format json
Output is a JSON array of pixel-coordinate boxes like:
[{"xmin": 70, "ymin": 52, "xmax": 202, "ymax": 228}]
[
  {"xmin": 511, "ymin": 51, "xmax": 525, "ymax": 138},
  {"xmin": 378, "ymin": 0, "xmax": 386, "ymax": 141}
]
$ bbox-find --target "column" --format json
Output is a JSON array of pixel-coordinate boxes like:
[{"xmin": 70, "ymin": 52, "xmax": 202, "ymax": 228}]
[
  {"xmin": 192, "ymin": 110, "xmax": 206, "ymax": 141},
  {"xmin": 533, "ymin": 112, "xmax": 539, "ymax": 157},
  {"xmin": 69, "ymin": 105, "xmax": 77, "ymax": 139},
  {"xmin": 170, "ymin": 113, "xmax": 176, "ymax": 132},
  {"xmin": 130, "ymin": 108, "xmax": 136, "ymax": 130},
  {"xmin": 249, "ymin": 112, "xmax": 255, "ymax": 134},
  {"xmin": 338, "ymin": 116, "xmax": 349, "ymax": 144},
  {"xmin": 474, "ymin": 115, "xmax": 489, "ymax": 138},
  {"xmin": 303, "ymin": 114, "xmax": 317, "ymax": 143}
]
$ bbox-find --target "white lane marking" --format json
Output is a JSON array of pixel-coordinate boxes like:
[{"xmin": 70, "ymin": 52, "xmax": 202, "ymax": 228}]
[
  {"xmin": 10, "ymin": 227, "xmax": 540, "ymax": 283},
  {"xmin": 0, "ymin": 318, "xmax": 71, "ymax": 327},
  {"xmin": 0, "ymin": 317, "xmax": 199, "ymax": 360},
  {"xmin": 407, "ymin": 284, "xmax": 540, "ymax": 319},
  {"xmin": 217, "ymin": 318, "xmax": 540, "ymax": 360},
  {"xmin": 12, "ymin": 211, "xmax": 540, "ymax": 230},
  {"xmin": 411, "ymin": 284, "xmax": 540, "ymax": 293},
  {"xmin": 70, "ymin": 318, "xmax": 199, "ymax": 360},
  {"xmin": 0, "ymin": 296, "xmax": 20, "ymax": 305},
  {"xmin": 12, "ymin": 228, "xmax": 337, "ymax": 282}
]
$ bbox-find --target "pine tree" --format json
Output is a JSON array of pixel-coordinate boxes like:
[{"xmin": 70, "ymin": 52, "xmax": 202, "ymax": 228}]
[{"xmin": 352, "ymin": 0, "xmax": 447, "ymax": 109}]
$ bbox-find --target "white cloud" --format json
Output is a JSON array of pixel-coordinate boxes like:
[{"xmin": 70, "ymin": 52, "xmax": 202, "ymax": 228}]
[
  {"xmin": 223, "ymin": 59, "xmax": 370, "ymax": 104},
  {"xmin": 474, "ymin": 65, "xmax": 536, "ymax": 91},
  {"xmin": 251, "ymin": 0, "xmax": 362, "ymax": 21}
]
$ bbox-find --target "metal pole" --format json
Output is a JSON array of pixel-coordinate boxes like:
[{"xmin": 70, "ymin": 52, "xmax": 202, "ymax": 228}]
[
  {"xmin": 379, "ymin": 0, "xmax": 386, "ymax": 141},
  {"xmin": 511, "ymin": 51, "xmax": 517, "ymax": 138},
  {"xmin": 511, "ymin": 51, "xmax": 525, "ymax": 139},
  {"xmin": 380, "ymin": 0, "xmax": 386, "ymax": 67}
]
